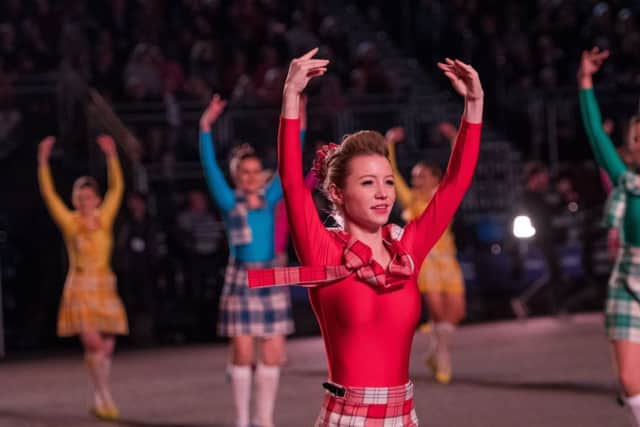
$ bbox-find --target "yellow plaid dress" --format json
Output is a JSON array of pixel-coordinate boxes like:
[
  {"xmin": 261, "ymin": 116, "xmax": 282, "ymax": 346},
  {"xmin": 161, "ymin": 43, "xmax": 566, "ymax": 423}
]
[
  {"xmin": 389, "ymin": 143, "xmax": 465, "ymax": 295},
  {"xmin": 38, "ymin": 156, "xmax": 128, "ymax": 337}
]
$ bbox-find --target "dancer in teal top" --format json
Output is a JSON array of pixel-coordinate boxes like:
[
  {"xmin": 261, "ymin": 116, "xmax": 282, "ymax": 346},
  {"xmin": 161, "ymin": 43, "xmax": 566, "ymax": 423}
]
[
  {"xmin": 200, "ymin": 127, "xmax": 283, "ymax": 262},
  {"xmin": 578, "ymin": 47, "xmax": 640, "ymax": 426},
  {"xmin": 199, "ymin": 94, "xmax": 295, "ymax": 427}
]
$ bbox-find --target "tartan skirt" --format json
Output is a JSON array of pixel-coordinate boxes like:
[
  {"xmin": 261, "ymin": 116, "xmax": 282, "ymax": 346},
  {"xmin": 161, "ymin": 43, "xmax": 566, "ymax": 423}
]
[
  {"xmin": 218, "ymin": 259, "xmax": 294, "ymax": 337},
  {"xmin": 606, "ymin": 245, "xmax": 640, "ymax": 343},
  {"xmin": 57, "ymin": 271, "xmax": 129, "ymax": 337},
  {"xmin": 315, "ymin": 381, "xmax": 419, "ymax": 426}
]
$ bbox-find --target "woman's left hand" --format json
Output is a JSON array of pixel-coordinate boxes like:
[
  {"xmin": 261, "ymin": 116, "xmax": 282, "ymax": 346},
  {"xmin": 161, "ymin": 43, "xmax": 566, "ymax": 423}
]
[{"xmin": 437, "ymin": 58, "xmax": 483, "ymax": 101}]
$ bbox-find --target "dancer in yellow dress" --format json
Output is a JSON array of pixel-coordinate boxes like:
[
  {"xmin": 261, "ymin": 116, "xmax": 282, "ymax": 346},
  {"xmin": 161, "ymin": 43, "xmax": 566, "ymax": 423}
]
[
  {"xmin": 38, "ymin": 134, "xmax": 127, "ymax": 420},
  {"xmin": 387, "ymin": 125, "xmax": 466, "ymax": 384}
]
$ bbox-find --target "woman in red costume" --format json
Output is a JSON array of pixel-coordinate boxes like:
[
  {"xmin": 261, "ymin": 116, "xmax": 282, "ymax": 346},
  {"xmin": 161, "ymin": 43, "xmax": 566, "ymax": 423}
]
[{"xmin": 249, "ymin": 48, "xmax": 483, "ymax": 426}]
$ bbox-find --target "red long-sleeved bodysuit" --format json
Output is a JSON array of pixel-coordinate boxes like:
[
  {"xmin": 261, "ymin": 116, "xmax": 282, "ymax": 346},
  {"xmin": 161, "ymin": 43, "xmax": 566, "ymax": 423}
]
[{"xmin": 278, "ymin": 117, "xmax": 481, "ymax": 387}]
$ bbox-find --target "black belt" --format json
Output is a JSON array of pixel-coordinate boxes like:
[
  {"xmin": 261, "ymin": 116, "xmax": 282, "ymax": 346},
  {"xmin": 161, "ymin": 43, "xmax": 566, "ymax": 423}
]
[{"xmin": 322, "ymin": 382, "xmax": 345, "ymax": 397}]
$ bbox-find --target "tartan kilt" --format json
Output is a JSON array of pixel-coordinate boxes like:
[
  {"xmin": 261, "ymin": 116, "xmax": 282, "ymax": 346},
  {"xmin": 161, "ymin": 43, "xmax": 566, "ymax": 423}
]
[
  {"xmin": 57, "ymin": 271, "xmax": 129, "ymax": 337},
  {"xmin": 606, "ymin": 245, "xmax": 640, "ymax": 343},
  {"xmin": 218, "ymin": 259, "xmax": 294, "ymax": 337},
  {"xmin": 315, "ymin": 381, "xmax": 419, "ymax": 427}
]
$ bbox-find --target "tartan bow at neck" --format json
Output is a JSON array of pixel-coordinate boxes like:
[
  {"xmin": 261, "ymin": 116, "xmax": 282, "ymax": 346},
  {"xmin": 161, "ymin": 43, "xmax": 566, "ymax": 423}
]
[
  {"xmin": 228, "ymin": 190, "xmax": 265, "ymax": 246},
  {"xmin": 248, "ymin": 224, "xmax": 415, "ymax": 290}
]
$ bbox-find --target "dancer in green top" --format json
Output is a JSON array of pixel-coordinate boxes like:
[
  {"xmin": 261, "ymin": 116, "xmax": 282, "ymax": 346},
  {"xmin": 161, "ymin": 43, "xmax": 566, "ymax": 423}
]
[{"xmin": 578, "ymin": 47, "xmax": 640, "ymax": 426}]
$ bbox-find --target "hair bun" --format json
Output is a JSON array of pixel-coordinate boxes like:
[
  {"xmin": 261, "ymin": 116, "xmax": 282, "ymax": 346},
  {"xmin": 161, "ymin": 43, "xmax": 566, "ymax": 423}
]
[{"xmin": 311, "ymin": 143, "xmax": 340, "ymax": 185}]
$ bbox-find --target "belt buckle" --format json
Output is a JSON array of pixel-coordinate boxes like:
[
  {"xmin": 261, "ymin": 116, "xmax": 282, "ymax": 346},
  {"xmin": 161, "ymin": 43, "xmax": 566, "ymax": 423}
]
[{"xmin": 322, "ymin": 382, "xmax": 345, "ymax": 397}]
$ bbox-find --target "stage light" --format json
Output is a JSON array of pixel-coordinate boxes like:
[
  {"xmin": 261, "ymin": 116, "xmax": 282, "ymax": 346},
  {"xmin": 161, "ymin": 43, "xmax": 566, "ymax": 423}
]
[{"xmin": 513, "ymin": 215, "xmax": 536, "ymax": 239}]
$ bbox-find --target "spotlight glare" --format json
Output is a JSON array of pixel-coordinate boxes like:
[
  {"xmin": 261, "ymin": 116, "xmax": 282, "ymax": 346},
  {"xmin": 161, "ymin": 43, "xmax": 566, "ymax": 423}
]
[{"xmin": 513, "ymin": 215, "xmax": 536, "ymax": 239}]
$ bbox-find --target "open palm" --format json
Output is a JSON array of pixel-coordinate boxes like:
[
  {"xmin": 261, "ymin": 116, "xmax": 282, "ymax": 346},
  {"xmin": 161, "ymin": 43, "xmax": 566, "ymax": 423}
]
[
  {"xmin": 201, "ymin": 94, "xmax": 227, "ymax": 126},
  {"xmin": 437, "ymin": 58, "xmax": 483, "ymax": 100},
  {"xmin": 284, "ymin": 48, "xmax": 329, "ymax": 95}
]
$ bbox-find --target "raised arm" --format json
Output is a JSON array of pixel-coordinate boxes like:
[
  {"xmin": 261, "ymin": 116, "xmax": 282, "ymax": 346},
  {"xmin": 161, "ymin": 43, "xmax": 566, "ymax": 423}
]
[
  {"xmin": 385, "ymin": 127, "xmax": 414, "ymax": 209},
  {"xmin": 96, "ymin": 135, "xmax": 124, "ymax": 226},
  {"xmin": 279, "ymin": 48, "xmax": 334, "ymax": 265},
  {"xmin": 37, "ymin": 136, "xmax": 74, "ymax": 231},
  {"xmin": 403, "ymin": 59, "xmax": 483, "ymax": 263},
  {"xmin": 266, "ymin": 96, "xmax": 308, "ymax": 205},
  {"xmin": 199, "ymin": 95, "xmax": 235, "ymax": 212},
  {"xmin": 577, "ymin": 48, "xmax": 627, "ymax": 182},
  {"xmin": 274, "ymin": 128, "xmax": 310, "ymax": 255}
]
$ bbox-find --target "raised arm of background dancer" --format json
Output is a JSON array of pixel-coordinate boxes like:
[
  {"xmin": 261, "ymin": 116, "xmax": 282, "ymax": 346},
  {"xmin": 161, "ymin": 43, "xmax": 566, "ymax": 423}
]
[
  {"xmin": 578, "ymin": 48, "xmax": 627, "ymax": 182},
  {"xmin": 404, "ymin": 59, "xmax": 483, "ymax": 263},
  {"xmin": 279, "ymin": 48, "xmax": 332, "ymax": 264},
  {"xmin": 265, "ymin": 128, "xmax": 307, "ymax": 205},
  {"xmin": 97, "ymin": 135, "xmax": 124, "ymax": 226},
  {"xmin": 199, "ymin": 95, "xmax": 235, "ymax": 212},
  {"xmin": 266, "ymin": 96, "xmax": 309, "ymax": 204},
  {"xmin": 438, "ymin": 121, "xmax": 459, "ymax": 148},
  {"xmin": 405, "ymin": 120, "xmax": 481, "ymax": 263},
  {"xmin": 386, "ymin": 129, "xmax": 413, "ymax": 209},
  {"xmin": 37, "ymin": 136, "xmax": 74, "ymax": 231}
]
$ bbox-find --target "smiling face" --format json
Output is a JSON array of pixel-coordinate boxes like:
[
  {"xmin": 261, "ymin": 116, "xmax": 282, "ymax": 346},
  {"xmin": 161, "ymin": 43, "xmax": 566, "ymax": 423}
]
[
  {"xmin": 329, "ymin": 154, "xmax": 395, "ymax": 231},
  {"xmin": 235, "ymin": 156, "xmax": 265, "ymax": 194}
]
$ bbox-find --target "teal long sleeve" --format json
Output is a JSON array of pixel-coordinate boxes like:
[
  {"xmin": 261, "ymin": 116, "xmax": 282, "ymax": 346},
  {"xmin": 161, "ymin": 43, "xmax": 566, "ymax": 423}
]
[
  {"xmin": 199, "ymin": 129, "xmax": 306, "ymax": 261},
  {"xmin": 199, "ymin": 131, "xmax": 236, "ymax": 212},
  {"xmin": 579, "ymin": 89, "xmax": 627, "ymax": 182},
  {"xmin": 579, "ymin": 88, "xmax": 640, "ymax": 245}
]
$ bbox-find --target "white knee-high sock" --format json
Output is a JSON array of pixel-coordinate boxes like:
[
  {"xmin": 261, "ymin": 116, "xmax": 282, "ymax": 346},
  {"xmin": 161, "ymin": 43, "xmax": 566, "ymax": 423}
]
[
  {"xmin": 626, "ymin": 394, "xmax": 640, "ymax": 426},
  {"xmin": 435, "ymin": 322, "xmax": 454, "ymax": 351},
  {"xmin": 228, "ymin": 365, "xmax": 252, "ymax": 427},
  {"xmin": 252, "ymin": 363, "xmax": 280, "ymax": 427},
  {"xmin": 85, "ymin": 352, "xmax": 108, "ymax": 406},
  {"xmin": 434, "ymin": 322, "xmax": 455, "ymax": 369},
  {"xmin": 100, "ymin": 356, "xmax": 117, "ymax": 408}
]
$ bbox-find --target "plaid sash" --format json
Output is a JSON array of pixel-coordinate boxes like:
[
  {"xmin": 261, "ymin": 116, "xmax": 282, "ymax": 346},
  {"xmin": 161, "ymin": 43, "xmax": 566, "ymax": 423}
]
[
  {"xmin": 602, "ymin": 172, "xmax": 640, "ymax": 229},
  {"xmin": 228, "ymin": 191, "xmax": 265, "ymax": 246},
  {"xmin": 248, "ymin": 224, "xmax": 414, "ymax": 291}
]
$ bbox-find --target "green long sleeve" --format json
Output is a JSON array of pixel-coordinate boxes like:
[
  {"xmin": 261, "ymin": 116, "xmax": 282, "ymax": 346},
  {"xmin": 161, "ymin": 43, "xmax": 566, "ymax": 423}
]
[{"xmin": 579, "ymin": 88, "xmax": 640, "ymax": 245}]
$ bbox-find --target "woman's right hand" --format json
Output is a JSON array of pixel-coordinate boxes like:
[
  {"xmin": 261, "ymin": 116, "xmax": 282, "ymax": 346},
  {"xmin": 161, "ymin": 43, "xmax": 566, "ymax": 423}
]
[
  {"xmin": 200, "ymin": 94, "xmax": 227, "ymax": 131},
  {"xmin": 38, "ymin": 136, "xmax": 56, "ymax": 165},
  {"xmin": 283, "ymin": 48, "xmax": 329, "ymax": 96},
  {"xmin": 578, "ymin": 47, "xmax": 609, "ymax": 88},
  {"xmin": 281, "ymin": 48, "xmax": 328, "ymax": 119}
]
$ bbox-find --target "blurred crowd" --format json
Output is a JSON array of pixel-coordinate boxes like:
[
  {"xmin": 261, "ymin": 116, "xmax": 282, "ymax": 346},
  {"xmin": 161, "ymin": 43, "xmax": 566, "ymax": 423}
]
[
  {"xmin": 413, "ymin": 0, "xmax": 640, "ymax": 90},
  {"xmin": 366, "ymin": 0, "xmax": 640, "ymax": 99},
  {"xmin": 0, "ymin": 0, "xmax": 403, "ymax": 169},
  {"xmin": 1, "ymin": 0, "xmax": 397, "ymax": 105},
  {"xmin": 365, "ymin": 0, "xmax": 640, "ymax": 157}
]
